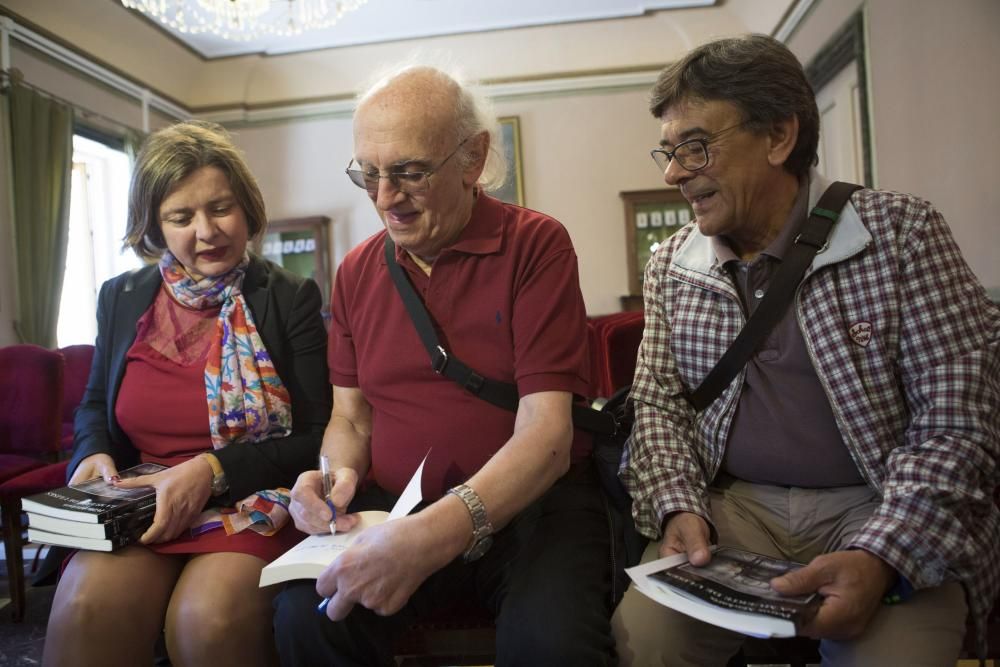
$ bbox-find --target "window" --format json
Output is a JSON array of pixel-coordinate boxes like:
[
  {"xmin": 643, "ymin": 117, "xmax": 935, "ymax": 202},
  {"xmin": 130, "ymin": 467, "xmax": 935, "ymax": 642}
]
[{"xmin": 56, "ymin": 135, "xmax": 141, "ymax": 347}]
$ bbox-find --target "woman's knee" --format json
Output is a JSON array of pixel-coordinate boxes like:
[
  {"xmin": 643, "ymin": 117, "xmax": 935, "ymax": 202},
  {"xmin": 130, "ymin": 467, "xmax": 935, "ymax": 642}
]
[
  {"xmin": 166, "ymin": 583, "xmax": 274, "ymax": 653},
  {"xmin": 49, "ymin": 555, "xmax": 166, "ymax": 639}
]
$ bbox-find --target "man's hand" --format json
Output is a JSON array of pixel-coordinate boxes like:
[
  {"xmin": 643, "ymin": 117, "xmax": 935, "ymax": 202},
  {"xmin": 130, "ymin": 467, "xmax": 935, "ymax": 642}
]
[
  {"xmin": 113, "ymin": 457, "xmax": 214, "ymax": 544},
  {"xmin": 316, "ymin": 514, "xmax": 446, "ymax": 621},
  {"xmin": 288, "ymin": 468, "xmax": 360, "ymax": 535},
  {"xmin": 770, "ymin": 549, "xmax": 897, "ymax": 640},
  {"xmin": 660, "ymin": 511, "xmax": 712, "ymax": 566}
]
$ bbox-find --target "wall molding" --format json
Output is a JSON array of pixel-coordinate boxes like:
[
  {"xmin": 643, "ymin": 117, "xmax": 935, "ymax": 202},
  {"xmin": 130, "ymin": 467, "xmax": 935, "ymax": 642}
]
[
  {"xmin": 198, "ymin": 67, "xmax": 663, "ymax": 126},
  {"xmin": 0, "ymin": 15, "xmax": 188, "ymax": 129}
]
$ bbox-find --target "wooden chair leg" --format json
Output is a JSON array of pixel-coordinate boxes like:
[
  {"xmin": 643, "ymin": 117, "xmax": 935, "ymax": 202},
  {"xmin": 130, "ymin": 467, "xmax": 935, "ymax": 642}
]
[{"xmin": 1, "ymin": 497, "xmax": 27, "ymax": 622}]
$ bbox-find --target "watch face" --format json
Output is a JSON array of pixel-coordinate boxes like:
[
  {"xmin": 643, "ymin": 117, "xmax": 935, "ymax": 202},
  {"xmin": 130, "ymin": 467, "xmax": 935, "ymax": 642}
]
[
  {"xmin": 464, "ymin": 534, "xmax": 494, "ymax": 562},
  {"xmin": 211, "ymin": 475, "xmax": 228, "ymax": 495}
]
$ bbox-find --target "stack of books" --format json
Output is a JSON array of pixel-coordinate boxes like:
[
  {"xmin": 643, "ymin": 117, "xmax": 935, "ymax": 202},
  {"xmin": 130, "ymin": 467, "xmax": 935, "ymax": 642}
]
[{"xmin": 22, "ymin": 462, "xmax": 165, "ymax": 552}]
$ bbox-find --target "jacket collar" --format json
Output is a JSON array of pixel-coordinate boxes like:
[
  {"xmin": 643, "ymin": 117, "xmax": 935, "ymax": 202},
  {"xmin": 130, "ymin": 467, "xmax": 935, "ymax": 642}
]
[{"xmin": 672, "ymin": 170, "xmax": 871, "ymax": 278}]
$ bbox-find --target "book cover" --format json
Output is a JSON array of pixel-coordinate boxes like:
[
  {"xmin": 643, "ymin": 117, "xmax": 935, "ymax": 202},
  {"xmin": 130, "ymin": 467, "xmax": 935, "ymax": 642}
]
[
  {"xmin": 21, "ymin": 462, "xmax": 165, "ymax": 523},
  {"xmin": 259, "ymin": 452, "xmax": 428, "ymax": 588},
  {"xmin": 26, "ymin": 504, "xmax": 156, "ymax": 540},
  {"xmin": 628, "ymin": 547, "xmax": 820, "ymax": 638}
]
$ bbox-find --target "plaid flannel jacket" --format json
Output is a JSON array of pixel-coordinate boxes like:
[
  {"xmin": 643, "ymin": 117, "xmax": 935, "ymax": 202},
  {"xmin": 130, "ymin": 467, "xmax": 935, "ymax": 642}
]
[{"xmin": 622, "ymin": 173, "xmax": 1000, "ymax": 648}]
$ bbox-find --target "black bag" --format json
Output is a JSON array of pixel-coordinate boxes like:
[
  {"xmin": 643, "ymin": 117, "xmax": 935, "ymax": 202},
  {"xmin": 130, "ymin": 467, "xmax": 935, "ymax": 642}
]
[{"xmin": 591, "ymin": 385, "xmax": 647, "ymax": 606}]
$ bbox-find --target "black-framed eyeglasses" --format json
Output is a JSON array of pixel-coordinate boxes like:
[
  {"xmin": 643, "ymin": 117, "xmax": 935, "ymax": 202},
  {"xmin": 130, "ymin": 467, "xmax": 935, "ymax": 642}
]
[
  {"xmin": 346, "ymin": 136, "xmax": 471, "ymax": 195},
  {"xmin": 650, "ymin": 121, "xmax": 748, "ymax": 173}
]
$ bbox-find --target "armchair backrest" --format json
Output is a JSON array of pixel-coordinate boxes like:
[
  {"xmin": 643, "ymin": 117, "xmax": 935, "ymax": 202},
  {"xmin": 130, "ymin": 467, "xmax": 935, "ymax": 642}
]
[
  {"xmin": 58, "ymin": 344, "xmax": 95, "ymax": 449},
  {"xmin": 0, "ymin": 344, "xmax": 64, "ymax": 457},
  {"xmin": 588, "ymin": 312, "xmax": 645, "ymax": 397}
]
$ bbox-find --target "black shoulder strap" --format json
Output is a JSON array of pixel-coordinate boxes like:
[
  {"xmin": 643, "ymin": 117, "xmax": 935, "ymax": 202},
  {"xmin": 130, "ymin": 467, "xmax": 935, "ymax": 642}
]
[
  {"xmin": 685, "ymin": 181, "xmax": 862, "ymax": 412},
  {"xmin": 384, "ymin": 237, "xmax": 616, "ymax": 435}
]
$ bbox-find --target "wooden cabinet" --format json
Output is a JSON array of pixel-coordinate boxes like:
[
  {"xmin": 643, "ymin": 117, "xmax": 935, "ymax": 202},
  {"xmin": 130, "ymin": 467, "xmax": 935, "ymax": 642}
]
[{"xmin": 620, "ymin": 189, "xmax": 691, "ymax": 310}]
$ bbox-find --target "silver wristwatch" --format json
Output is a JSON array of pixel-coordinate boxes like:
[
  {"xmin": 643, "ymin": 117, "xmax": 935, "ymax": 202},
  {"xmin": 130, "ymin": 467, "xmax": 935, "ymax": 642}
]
[{"xmin": 448, "ymin": 483, "xmax": 494, "ymax": 562}]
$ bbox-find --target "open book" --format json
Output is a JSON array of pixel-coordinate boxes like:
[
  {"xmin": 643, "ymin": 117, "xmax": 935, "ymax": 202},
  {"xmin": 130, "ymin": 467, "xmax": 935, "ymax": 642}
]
[
  {"xmin": 627, "ymin": 546, "xmax": 820, "ymax": 638},
  {"xmin": 259, "ymin": 454, "xmax": 427, "ymax": 587}
]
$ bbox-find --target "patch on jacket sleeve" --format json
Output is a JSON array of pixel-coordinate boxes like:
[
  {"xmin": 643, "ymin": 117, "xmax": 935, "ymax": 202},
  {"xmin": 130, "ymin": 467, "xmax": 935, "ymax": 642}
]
[{"xmin": 848, "ymin": 321, "xmax": 873, "ymax": 347}]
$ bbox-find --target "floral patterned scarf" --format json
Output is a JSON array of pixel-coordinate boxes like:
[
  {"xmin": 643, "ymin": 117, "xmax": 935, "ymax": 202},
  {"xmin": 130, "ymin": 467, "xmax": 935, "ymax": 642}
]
[{"xmin": 158, "ymin": 251, "xmax": 293, "ymax": 536}]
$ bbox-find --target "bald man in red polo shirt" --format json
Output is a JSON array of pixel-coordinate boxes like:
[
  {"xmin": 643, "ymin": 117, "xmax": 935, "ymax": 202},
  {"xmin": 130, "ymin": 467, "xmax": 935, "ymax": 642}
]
[{"xmin": 273, "ymin": 65, "xmax": 617, "ymax": 667}]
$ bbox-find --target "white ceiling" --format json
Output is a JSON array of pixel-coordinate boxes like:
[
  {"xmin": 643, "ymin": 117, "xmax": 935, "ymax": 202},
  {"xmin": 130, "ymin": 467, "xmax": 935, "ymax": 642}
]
[{"xmin": 120, "ymin": 0, "xmax": 717, "ymax": 59}]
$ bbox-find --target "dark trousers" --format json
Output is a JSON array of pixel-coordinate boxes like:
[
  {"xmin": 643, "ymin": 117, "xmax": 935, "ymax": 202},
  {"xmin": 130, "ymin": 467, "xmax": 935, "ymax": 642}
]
[{"xmin": 273, "ymin": 463, "xmax": 617, "ymax": 666}]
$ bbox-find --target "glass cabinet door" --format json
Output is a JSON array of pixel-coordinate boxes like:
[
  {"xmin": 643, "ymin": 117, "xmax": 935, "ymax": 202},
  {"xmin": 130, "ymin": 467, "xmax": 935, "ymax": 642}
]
[
  {"xmin": 260, "ymin": 215, "xmax": 332, "ymax": 320},
  {"xmin": 620, "ymin": 189, "xmax": 692, "ymax": 311}
]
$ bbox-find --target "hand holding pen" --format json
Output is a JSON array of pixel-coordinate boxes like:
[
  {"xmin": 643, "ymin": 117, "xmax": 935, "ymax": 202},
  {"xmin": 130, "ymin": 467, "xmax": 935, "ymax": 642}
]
[{"xmin": 319, "ymin": 454, "xmax": 337, "ymax": 536}]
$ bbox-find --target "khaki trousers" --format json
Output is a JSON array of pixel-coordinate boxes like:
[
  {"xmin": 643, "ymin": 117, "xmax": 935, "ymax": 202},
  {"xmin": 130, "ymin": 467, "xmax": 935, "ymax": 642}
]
[{"xmin": 612, "ymin": 477, "xmax": 968, "ymax": 666}]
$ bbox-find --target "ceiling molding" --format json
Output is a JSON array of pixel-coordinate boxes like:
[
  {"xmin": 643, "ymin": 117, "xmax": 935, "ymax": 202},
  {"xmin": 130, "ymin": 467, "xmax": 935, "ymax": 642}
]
[
  {"xmin": 774, "ymin": 0, "xmax": 818, "ymax": 42},
  {"xmin": 0, "ymin": 10, "xmax": 190, "ymax": 125},
  {"xmin": 123, "ymin": 0, "xmax": 717, "ymax": 60},
  {"xmin": 197, "ymin": 67, "xmax": 664, "ymax": 127}
]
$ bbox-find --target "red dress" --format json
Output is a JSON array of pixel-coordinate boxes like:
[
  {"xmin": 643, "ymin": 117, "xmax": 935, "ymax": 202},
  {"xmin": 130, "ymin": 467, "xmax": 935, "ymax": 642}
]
[{"xmin": 115, "ymin": 285, "xmax": 303, "ymax": 560}]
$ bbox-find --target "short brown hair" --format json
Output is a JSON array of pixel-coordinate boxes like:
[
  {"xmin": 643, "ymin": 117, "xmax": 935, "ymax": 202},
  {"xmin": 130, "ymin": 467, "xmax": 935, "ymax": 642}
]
[
  {"xmin": 649, "ymin": 34, "xmax": 819, "ymax": 178},
  {"xmin": 123, "ymin": 120, "xmax": 267, "ymax": 259}
]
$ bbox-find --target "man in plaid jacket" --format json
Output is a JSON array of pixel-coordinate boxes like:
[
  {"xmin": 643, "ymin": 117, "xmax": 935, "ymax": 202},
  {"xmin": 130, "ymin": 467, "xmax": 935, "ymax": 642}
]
[{"xmin": 613, "ymin": 35, "xmax": 999, "ymax": 666}]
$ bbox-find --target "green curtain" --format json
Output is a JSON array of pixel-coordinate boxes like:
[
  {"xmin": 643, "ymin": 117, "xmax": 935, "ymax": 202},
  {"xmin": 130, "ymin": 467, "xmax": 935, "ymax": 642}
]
[
  {"xmin": 7, "ymin": 83, "xmax": 73, "ymax": 348},
  {"xmin": 123, "ymin": 127, "xmax": 145, "ymax": 168}
]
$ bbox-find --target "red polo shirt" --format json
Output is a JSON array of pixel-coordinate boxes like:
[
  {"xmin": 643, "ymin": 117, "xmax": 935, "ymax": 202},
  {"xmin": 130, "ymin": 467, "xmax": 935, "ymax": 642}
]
[{"xmin": 329, "ymin": 194, "xmax": 591, "ymax": 498}]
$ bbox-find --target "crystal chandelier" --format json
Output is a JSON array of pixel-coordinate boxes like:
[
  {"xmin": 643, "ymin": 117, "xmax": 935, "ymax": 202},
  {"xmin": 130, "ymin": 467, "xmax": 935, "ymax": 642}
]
[{"xmin": 121, "ymin": 0, "xmax": 368, "ymax": 41}]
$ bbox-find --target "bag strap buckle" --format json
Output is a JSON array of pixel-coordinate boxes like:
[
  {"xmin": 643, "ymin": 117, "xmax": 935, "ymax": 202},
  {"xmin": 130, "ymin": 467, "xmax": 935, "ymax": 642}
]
[{"xmin": 432, "ymin": 345, "xmax": 449, "ymax": 374}]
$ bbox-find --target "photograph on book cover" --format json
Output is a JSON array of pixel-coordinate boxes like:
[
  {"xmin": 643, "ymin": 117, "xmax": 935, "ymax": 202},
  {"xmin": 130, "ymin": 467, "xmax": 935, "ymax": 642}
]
[
  {"xmin": 688, "ymin": 549, "xmax": 804, "ymax": 601},
  {"xmin": 69, "ymin": 462, "xmax": 163, "ymax": 500},
  {"xmin": 656, "ymin": 547, "xmax": 814, "ymax": 606},
  {"xmin": 487, "ymin": 116, "xmax": 525, "ymax": 206}
]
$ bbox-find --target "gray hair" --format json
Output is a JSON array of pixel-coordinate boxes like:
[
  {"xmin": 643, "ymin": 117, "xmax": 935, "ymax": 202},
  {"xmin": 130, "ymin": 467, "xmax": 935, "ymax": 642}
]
[
  {"xmin": 649, "ymin": 34, "xmax": 819, "ymax": 178},
  {"xmin": 357, "ymin": 58, "xmax": 507, "ymax": 192}
]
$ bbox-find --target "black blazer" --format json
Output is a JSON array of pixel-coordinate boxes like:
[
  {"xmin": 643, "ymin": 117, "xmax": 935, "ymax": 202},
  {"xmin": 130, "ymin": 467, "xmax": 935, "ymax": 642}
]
[{"xmin": 68, "ymin": 255, "xmax": 332, "ymax": 502}]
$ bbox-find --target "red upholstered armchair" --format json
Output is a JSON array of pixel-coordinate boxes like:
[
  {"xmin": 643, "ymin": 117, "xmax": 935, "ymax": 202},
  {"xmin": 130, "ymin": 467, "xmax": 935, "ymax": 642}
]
[
  {"xmin": 0, "ymin": 344, "xmax": 65, "ymax": 620},
  {"xmin": 588, "ymin": 312, "xmax": 645, "ymax": 398},
  {"xmin": 57, "ymin": 344, "xmax": 94, "ymax": 450},
  {"xmin": 0, "ymin": 344, "xmax": 94, "ymax": 621},
  {"xmin": 0, "ymin": 345, "xmax": 64, "ymax": 482}
]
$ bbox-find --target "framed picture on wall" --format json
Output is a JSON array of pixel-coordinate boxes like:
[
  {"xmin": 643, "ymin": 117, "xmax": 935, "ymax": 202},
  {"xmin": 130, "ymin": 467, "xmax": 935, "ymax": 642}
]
[
  {"xmin": 487, "ymin": 116, "xmax": 525, "ymax": 206},
  {"xmin": 620, "ymin": 189, "xmax": 692, "ymax": 309}
]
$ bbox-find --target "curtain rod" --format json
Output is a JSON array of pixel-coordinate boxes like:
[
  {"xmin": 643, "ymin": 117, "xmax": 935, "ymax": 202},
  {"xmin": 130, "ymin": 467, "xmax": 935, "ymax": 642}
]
[
  {"xmin": 0, "ymin": 15, "xmax": 188, "ymax": 132},
  {"xmin": 0, "ymin": 68, "xmax": 142, "ymax": 141}
]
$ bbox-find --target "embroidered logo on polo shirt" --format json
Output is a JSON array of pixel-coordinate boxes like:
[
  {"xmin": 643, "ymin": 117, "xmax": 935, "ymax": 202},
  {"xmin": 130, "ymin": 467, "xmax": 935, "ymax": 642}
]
[
  {"xmin": 495, "ymin": 310, "xmax": 502, "ymax": 325},
  {"xmin": 849, "ymin": 321, "xmax": 872, "ymax": 347}
]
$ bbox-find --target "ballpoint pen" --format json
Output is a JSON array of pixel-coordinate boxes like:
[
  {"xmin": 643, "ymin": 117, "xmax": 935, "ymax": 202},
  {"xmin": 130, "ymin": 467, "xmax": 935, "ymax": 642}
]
[{"xmin": 319, "ymin": 454, "xmax": 336, "ymax": 536}]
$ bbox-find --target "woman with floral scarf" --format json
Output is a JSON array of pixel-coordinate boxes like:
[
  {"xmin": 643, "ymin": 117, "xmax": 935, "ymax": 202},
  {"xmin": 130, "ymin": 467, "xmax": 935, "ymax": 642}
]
[{"xmin": 44, "ymin": 121, "xmax": 331, "ymax": 667}]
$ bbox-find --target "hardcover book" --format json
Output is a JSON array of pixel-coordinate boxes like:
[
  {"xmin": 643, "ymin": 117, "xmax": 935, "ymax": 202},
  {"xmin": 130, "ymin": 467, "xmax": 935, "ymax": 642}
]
[
  {"xmin": 627, "ymin": 546, "xmax": 820, "ymax": 638},
  {"xmin": 26, "ymin": 505, "xmax": 156, "ymax": 540},
  {"xmin": 21, "ymin": 462, "xmax": 165, "ymax": 523},
  {"xmin": 27, "ymin": 520, "xmax": 148, "ymax": 552}
]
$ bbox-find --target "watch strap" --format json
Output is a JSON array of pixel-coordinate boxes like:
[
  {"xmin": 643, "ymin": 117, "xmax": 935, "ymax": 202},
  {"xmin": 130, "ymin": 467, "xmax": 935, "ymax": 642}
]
[
  {"xmin": 448, "ymin": 483, "xmax": 493, "ymax": 559},
  {"xmin": 199, "ymin": 452, "xmax": 228, "ymax": 496}
]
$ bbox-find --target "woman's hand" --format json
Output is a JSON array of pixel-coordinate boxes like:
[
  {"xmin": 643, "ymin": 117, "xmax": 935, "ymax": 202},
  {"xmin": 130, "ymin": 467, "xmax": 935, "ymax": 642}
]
[
  {"xmin": 68, "ymin": 453, "xmax": 118, "ymax": 485},
  {"xmin": 113, "ymin": 456, "xmax": 215, "ymax": 544},
  {"xmin": 289, "ymin": 467, "xmax": 360, "ymax": 535}
]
